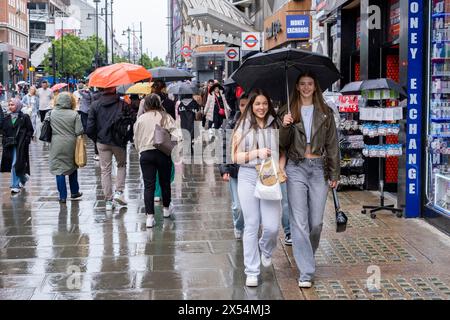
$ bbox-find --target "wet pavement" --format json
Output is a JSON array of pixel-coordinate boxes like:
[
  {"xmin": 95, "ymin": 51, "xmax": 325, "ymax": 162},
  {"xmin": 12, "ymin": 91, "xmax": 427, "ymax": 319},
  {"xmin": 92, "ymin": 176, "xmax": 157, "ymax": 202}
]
[
  {"xmin": 0, "ymin": 140, "xmax": 283, "ymax": 300},
  {"xmin": 1, "ymin": 140, "xmax": 450, "ymax": 300},
  {"xmin": 273, "ymin": 191, "xmax": 450, "ymax": 300}
]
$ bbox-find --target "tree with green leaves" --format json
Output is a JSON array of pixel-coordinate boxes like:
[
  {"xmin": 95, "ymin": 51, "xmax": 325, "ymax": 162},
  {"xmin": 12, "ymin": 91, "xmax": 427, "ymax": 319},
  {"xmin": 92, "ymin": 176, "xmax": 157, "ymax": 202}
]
[
  {"xmin": 139, "ymin": 54, "xmax": 165, "ymax": 69},
  {"xmin": 43, "ymin": 35, "xmax": 109, "ymax": 79}
]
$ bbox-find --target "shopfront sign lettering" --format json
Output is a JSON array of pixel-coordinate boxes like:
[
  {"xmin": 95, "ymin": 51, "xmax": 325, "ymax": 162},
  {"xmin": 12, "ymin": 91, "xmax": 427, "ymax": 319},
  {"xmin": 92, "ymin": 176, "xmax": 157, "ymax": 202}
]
[
  {"xmin": 266, "ymin": 20, "xmax": 282, "ymax": 40},
  {"xmin": 286, "ymin": 15, "xmax": 310, "ymax": 39},
  {"xmin": 405, "ymin": 0, "xmax": 423, "ymax": 218}
]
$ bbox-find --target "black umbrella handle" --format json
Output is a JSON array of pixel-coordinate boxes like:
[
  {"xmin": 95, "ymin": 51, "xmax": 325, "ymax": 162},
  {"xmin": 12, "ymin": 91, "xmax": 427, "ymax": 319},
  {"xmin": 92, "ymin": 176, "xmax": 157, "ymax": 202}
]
[
  {"xmin": 332, "ymin": 188, "xmax": 340, "ymax": 211},
  {"xmin": 285, "ymin": 63, "xmax": 290, "ymax": 114}
]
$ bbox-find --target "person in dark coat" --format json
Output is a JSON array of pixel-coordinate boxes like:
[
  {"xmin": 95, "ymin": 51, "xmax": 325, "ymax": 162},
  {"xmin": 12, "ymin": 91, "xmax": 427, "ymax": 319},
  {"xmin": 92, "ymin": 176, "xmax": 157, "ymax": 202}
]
[
  {"xmin": 177, "ymin": 94, "xmax": 200, "ymax": 143},
  {"xmin": 155, "ymin": 81, "xmax": 176, "ymax": 120},
  {"xmin": 86, "ymin": 87, "xmax": 128, "ymax": 211},
  {"xmin": 137, "ymin": 80, "xmax": 176, "ymax": 120},
  {"xmin": 0, "ymin": 98, "xmax": 34, "ymax": 196},
  {"xmin": 218, "ymin": 93, "xmax": 248, "ymax": 239}
]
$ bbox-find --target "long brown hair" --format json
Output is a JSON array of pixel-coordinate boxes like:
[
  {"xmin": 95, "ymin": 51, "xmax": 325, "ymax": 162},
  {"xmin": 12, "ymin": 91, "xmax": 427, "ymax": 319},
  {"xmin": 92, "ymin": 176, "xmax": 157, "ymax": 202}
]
[
  {"xmin": 235, "ymin": 89, "xmax": 277, "ymax": 131},
  {"xmin": 290, "ymin": 71, "xmax": 328, "ymax": 123},
  {"xmin": 232, "ymin": 89, "xmax": 277, "ymax": 163}
]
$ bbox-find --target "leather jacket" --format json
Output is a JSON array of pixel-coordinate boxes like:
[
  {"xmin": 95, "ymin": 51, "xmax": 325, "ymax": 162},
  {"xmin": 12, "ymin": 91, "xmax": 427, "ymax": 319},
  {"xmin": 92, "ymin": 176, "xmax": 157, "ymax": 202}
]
[{"xmin": 278, "ymin": 104, "xmax": 340, "ymax": 181}]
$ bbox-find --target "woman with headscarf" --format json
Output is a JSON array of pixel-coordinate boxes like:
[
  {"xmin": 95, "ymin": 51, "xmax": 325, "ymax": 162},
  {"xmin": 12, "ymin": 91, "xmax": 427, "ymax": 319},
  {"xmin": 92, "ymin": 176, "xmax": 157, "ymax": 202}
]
[
  {"xmin": 0, "ymin": 98, "xmax": 34, "ymax": 196},
  {"xmin": 47, "ymin": 92, "xmax": 84, "ymax": 204}
]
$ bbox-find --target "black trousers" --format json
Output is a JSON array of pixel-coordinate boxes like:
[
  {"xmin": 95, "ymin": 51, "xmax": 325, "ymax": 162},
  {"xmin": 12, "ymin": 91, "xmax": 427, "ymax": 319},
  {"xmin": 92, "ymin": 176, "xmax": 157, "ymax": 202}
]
[
  {"xmin": 39, "ymin": 110, "xmax": 50, "ymax": 123},
  {"xmin": 79, "ymin": 111, "xmax": 98, "ymax": 155},
  {"xmin": 140, "ymin": 149, "xmax": 172, "ymax": 215}
]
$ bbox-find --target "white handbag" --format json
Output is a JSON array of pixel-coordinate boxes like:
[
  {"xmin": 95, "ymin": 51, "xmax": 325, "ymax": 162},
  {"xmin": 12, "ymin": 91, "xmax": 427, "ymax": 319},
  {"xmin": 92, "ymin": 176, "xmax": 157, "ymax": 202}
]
[{"xmin": 254, "ymin": 157, "xmax": 282, "ymax": 201}]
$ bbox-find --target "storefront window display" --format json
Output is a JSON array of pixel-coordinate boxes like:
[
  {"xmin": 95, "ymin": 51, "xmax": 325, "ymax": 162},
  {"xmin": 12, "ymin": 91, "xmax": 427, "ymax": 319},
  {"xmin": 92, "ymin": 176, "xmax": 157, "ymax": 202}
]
[{"xmin": 426, "ymin": 0, "xmax": 450, "ymax": 216}]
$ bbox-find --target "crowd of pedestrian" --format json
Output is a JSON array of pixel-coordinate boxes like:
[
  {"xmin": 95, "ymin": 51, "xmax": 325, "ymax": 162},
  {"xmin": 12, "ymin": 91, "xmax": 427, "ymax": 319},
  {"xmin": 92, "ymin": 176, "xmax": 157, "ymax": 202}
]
[{"xmin": 0, "ymin": 69, "xmax": 340, "ymax": 291}]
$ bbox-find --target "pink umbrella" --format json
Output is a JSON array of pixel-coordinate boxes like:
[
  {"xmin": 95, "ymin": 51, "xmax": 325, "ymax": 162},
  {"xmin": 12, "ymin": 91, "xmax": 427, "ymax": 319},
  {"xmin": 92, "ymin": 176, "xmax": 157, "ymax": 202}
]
[{"xmin": 51, "ymin": 83, "xmax": 68, "ymax": 92}]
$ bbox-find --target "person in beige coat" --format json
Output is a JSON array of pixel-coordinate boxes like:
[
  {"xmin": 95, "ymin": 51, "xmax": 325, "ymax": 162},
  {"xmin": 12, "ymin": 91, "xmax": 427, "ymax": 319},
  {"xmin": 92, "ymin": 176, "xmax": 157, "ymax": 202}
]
[
  {"xmin": 133, "ymin": 94, "xmax": 177, "ymax": 228},
  {"xmin": 204, "ymin": 83, "xmax": 231, "ymax": 129}
]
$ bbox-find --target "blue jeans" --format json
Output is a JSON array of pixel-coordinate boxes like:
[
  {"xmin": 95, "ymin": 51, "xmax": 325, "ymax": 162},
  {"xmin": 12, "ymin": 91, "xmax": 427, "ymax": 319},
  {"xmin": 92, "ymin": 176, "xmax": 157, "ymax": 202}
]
[
  {"xmin": 281, "ymin": 182, "xmax": 291, "ymax": 236},
  {"xmin": 56, "ymin": 171, "xmax": 80, "ymax": 200},
  {"xmin": 229, "ymin": 177, "xmax": 244, "ymax": 232},
  {"xmin": 10, "ymin": 148, "xmax": 27, "ymax": 189},
  {"xmin": 286, "ymin": 159, "xmax": 329, "ymax": 282}
]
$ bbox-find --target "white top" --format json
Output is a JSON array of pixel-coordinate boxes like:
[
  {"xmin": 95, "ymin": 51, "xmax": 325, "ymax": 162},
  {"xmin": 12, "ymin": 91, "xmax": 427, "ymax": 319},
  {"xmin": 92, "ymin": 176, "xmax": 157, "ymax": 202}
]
[
  {"xmin": 301, "ymin": 104, "xmax": 314, "ymax": 144},
  {"xmin": 36, "ymin": 88, "xmax": 54, "ymax": 111}
]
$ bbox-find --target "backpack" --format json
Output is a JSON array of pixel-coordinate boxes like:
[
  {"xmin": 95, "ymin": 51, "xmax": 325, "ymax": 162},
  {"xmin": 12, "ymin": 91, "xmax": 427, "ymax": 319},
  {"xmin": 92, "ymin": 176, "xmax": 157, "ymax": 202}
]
[{"xmin": 109, "ymin": 103, "xmax": 135, "ymax": 147}]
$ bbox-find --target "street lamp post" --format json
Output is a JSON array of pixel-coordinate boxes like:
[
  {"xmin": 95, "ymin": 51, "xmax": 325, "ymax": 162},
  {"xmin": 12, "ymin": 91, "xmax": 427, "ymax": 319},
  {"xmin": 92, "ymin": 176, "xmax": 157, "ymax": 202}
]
[
  {"xmin": 123, "ymin": 24, "xmax": 143, "ymax": 65},
  {"xmin": 104, "ymin": 0, "xmax": 108, "ymax": 65},
  {"xmin": 111, "ymin": 0, "xmax": 114, "ymax": 63},
  {"xmin": 94, "ymin": 0, "xmax": 100, "ymax": 67},
  {"xmin": 122, "ymin": 27, "xmax": 131, "ymax": 63},
  {"xmin": 61, "ymin": 17, "xmax": 64, "ymax": 82}
]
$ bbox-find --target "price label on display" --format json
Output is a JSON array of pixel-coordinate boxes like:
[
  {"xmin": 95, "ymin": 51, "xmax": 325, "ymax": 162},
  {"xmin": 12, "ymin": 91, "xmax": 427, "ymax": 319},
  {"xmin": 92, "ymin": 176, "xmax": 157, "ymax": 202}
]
[{"xmin": 339, "ymin": 95, "xmax": 359, "ymax": 112}]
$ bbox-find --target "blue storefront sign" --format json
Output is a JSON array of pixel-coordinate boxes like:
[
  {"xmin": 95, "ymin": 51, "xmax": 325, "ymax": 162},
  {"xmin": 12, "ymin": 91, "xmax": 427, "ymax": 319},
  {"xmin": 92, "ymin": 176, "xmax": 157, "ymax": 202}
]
[
  {"xmin": 286, "ymin": 15, "xmax": 310, "ymax": 39},
  {"xmin": 405, "ymin": 0, "xmax": 423, "ymax": 218}
]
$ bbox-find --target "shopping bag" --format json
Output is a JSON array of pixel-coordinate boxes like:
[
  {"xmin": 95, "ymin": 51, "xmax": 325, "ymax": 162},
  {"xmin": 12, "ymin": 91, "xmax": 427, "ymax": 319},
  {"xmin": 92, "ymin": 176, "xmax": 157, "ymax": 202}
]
[
  {"xmin": 254, "ymin": 157, "xmax": 282, "ymax": 201},
  {"xmin": 332, "ymin": 188, "xmax": 348, "ymax": 233},
  {"xmin": 154, "ymin": 113, "xmax": 177, "ymax": 156},
  {"xmin": 39, "ymin": 114, "xmax": 52, "ymax": 143},
  {"xmin": 74, "ymin": 135, "xmax": 87, "ymax": 168}
]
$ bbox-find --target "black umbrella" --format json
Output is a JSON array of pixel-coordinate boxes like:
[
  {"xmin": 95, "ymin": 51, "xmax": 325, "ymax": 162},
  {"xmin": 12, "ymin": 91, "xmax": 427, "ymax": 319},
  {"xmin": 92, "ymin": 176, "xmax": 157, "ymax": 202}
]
[
  {"xmin": 340, "ymin": 81, "xmax": 363, "ymax": 95},
  {"xmin": 360, "ymin": 78, "xmax": 406, "ymax": 98},
  {"xmin": 116, "ymin": 83, "xmax": 133, "ymax": 94},
  {"xmin": 224, "ymin": 70, "xmax": 238, "ymax": 87},
  {"xmin": 224, "ymin": 77, "xmax": 236, "ymax": 86},
  {"xmin": 149, "ymin": 67, "xmax": 193, "ymax": 82},
  {"xmin": 167, "ymin": 82, "xmax": 198, "ymax": 95},
  {"xmin": 233, "ymin": 48, "xmax": 341, "ymax": 111}
]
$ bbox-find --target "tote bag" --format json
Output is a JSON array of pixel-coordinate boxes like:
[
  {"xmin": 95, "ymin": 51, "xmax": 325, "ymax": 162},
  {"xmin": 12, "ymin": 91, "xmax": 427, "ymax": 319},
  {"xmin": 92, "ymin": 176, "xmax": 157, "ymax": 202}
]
[
  {"xmin": 254, "ymin": 157, "xmax": 282, "ymax": 201},
  {"xmin": 74, "ymin": 135, "xmax": 87, "ymax": 168},
  {"xmin": 39, "ymin": 113, "xmax": 52, "ymax": 143},
  {"xmin": 154, "ymin": 113, "xmax": 177, "ymax": 156}
]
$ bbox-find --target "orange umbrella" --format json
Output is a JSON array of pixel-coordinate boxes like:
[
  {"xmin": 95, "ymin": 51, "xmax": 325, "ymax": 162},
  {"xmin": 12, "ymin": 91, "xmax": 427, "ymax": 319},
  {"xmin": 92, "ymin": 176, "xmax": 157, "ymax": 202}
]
[{"xmin": 88, "ymin": 63, "xmax": 152, "ymax": 88}]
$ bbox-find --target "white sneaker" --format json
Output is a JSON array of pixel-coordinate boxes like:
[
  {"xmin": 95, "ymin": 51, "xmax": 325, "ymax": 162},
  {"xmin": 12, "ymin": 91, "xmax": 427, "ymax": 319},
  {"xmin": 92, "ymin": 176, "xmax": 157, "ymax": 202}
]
[
  {"xmin": 234, "ymin": 229, "xmax": 242, "ymax": 240},
  {"xmin": 10, "ymin": 188, "xmax": 21, "ymax": 196},
  {"xmin": 93, "ymin": 155, "xmax": 100, "ymax": 161},
  {"xmin": 245, "ymin": 275, "xmax": 258, "ymax": 287},
  {"xmin": 146, "ymin": 215, "xmax": 155, "ymax": 228},
  {"xmin": 163, "ymin": 205, "xmax": 173, "ymax": 218},
  {"xmin": 154, "ymin": 197, "xmax": 161, "ymax": 202},
  {"xmin": 105, "ymin": 200, "xmax": 115, "ymax": 211},
  {"xmin": 261, "ymin": 253, "xmax": 272, "ymax": 268},
  {"xmin": 298, "ymin": 281, "xmax": 312, "ymax": 288},
  {"xmin": 113, "ymin": 191, "xmax": 128, "ymax": 206}
]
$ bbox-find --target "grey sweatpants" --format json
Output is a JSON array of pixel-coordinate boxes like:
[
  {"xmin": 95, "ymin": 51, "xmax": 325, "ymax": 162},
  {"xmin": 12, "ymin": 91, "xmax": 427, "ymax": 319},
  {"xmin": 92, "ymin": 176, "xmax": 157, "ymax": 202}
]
[
  {"xmin": 97, "ymin": 143, "xmax": 127, "ymax": 201},
  {"xmin": 238, "ymin": 167, "xmax": 281, "ymax": 277},
  {"xmin": 286, "ymin": 158, "xmax": 329, "ymax": 282}
]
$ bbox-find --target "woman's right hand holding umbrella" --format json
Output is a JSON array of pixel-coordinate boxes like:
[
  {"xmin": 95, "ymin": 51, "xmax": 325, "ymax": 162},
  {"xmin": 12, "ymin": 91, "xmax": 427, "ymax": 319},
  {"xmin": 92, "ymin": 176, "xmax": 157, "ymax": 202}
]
[{"xmin": 283, "ymin": 113, "xmax": 294, "ymax": 127}]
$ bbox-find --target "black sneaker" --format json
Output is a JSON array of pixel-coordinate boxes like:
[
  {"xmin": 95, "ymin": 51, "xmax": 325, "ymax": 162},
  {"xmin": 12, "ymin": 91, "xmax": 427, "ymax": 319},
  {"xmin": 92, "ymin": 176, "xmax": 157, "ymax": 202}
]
[
  {"xmin": 284, "ymin": 234, "xmax": 292, "ymax": 246},
  {"xmin": 70, "ymin": 192, "xmax": 83, "ymax": 201},
  {"xmin": 59, "ymin": 199, "xmax": 67, "ymax": 204}
]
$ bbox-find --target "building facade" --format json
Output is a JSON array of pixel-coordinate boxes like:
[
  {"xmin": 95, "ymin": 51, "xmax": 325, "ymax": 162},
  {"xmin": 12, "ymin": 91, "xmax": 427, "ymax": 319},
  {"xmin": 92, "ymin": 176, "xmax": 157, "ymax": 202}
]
[{"xmin": 0, "ymin": 0, "xmax": 30, "ymax": 91}]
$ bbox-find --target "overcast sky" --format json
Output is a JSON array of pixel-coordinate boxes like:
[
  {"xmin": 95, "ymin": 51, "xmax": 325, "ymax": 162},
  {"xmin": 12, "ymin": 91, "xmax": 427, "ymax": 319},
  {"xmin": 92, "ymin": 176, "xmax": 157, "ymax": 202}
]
[{"xmin": 88, "ymin": 0, "xmax": 169, "ymax": 60}]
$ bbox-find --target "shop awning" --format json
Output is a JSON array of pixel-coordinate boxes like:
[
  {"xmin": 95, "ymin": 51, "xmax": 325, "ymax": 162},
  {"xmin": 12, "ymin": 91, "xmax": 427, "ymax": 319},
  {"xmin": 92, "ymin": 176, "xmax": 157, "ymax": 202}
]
[{"xmin": 184, "ymin": 0, "xmax": 255, "ymax": 36}]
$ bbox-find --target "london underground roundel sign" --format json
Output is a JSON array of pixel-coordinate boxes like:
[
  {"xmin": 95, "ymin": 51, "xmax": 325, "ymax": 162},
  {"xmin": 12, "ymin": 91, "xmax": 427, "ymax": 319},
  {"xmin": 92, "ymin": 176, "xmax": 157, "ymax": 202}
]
[
  {"xmin": 181, "ymin": 45, "xmax": 192, "ymax": 57},
  {"xmin": 241, "ymin": 32, "xmax": 261, "ymax": 51},
  {"xmin": 243, "ymin": 35, "xmax": 258, "ymax": 48},
  {"xmin": 226, "ymin": 48, "xmax": 238, "ymax": 59}
]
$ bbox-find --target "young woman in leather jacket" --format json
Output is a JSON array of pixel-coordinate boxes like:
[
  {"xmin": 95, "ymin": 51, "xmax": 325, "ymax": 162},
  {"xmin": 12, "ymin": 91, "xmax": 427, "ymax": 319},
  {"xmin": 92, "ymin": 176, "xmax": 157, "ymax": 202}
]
[{"xmin": 278, "ymin": 71, "xmax": 340, "ymax": 288}]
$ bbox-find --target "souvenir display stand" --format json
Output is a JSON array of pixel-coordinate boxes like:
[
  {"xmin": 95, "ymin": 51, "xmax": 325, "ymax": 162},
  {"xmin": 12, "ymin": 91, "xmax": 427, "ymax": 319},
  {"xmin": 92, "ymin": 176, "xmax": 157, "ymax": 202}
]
[
  {"xmin": 338, "ymin": 94, "xmax": 366, "ymax": 190},
  {"xmin": 359, "ymin": 89, "xmax": 404, "ymax": 218}
]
